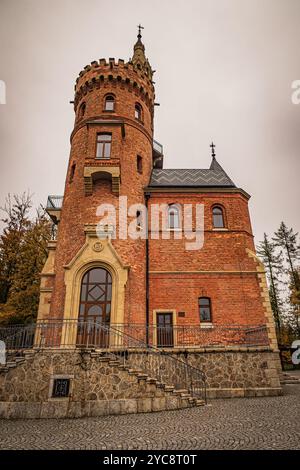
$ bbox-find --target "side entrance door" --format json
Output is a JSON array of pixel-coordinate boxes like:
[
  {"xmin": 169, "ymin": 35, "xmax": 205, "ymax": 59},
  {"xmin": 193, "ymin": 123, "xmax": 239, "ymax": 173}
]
[{"xmin": 157, "ymin": 313, "xmax": 174, "ymax": 347}]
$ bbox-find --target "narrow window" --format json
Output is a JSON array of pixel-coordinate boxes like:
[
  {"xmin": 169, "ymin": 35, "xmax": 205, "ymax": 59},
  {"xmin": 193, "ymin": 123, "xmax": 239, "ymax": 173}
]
[
  {"xmin": 199, "ymin": 297, "xmax": 212, "ymax": 322},
  {"xmin": 212, "ymin": 206, "xmax": 225, "ymax": 228},
  {"xmin": 96, "ymin": 133, "xmax": 112, "ymax": 159},
  {"xmin": 168, "ymin": 204, "xmax": 180, "ymax": 229},
  {"xmin": 136, "ymin": 210, "xmax": 142, "ymax": 229},
  {"xmin": 137, "ymin": 155, "xmax": 143, "ymax": 174},
  {"xmin": 69, "ymin": 163, "xmax": 76, "ymax": 183},
  {"xmin": 135, "ymin": 103, "xmax": 142, "ymax": 121},
  {"xmin": 79, "ymin": 102, "xmax": 86, "ymax": 119},
  {"xmin": 104, "ymin": 95, "xmax": 115, "ymax": 111}
]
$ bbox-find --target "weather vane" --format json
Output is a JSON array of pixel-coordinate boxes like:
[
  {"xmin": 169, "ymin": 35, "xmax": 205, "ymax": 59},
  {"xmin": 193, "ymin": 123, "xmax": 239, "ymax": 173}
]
[
  {"xmin": 210, "ymin": 141, "xmax": 216, "ymax": 158},
  {"xmin": 137, "ymin": 24, "xmax": 144, "ymax": 38}
]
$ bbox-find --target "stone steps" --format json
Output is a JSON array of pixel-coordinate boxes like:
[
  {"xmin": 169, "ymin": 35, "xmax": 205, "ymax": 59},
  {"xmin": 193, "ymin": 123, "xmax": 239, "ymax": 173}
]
[
  {"xmin": 281, "ymin": 372, "xmax": 300, "ymax": 385},
  {"xmin": 0, "ymin": 349, "xmax": 206, "ymax": 412}
]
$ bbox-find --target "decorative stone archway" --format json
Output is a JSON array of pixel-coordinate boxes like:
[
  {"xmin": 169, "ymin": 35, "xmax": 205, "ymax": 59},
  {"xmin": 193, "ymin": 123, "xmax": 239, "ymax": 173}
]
[{"xmin": 61, "ymin": 224, "xmax": 129, "ymax": 347}]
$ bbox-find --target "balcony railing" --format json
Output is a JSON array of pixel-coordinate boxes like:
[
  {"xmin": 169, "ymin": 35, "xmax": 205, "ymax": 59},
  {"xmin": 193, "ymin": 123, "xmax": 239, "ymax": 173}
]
[
  {"xmin": 153, "ymin": 140, "xmax": 163, "ymax": 155},
  {"xmin": 46, "ymin": 195, "xmax": 63, "ymax": 210},
  {"xmin": 0, "ymin": 321, "xmax": 270, "ymax": 351}
]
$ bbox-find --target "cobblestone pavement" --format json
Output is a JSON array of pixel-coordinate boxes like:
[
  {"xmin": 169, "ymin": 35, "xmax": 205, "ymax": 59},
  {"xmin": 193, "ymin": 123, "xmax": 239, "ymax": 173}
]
[{"xmin": 0, "ymin": 384, "xmax": 299, "ymax": 450}]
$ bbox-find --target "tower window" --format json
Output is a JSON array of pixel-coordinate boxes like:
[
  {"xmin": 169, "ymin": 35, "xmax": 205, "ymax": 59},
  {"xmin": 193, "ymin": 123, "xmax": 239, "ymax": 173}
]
[
  {"xmin": 79, "ymin": 102, "xmax": 86, "ymax": 119},
  {"xmin": 199, "ymin": 297, "xmax": 212, "ymax": 322},
  {"xmin": 104, "ymin": 95, "xmax": 115, "ymax": 111},
  {"xmin": 69, "ymin": 163, "xmax": 76, "ymax": 183},
  {"xmin": 168, "ymin": 204, "xmax": 180, "ymax": 229},
  {"xmin": 135, "ymin": 103, "xmax": 142, "ymax": 121},
  {"xmin": 137, "ymin": 155, "xmax": 143, "ymax": 174},
  {"xmin": 96, "ymin": 133, "xmax": 112, "ymax": 159},
  {"xmin": 136, "ymin": 210, "xmax": 142, "ymax": 229},
  {"xmin": 212, "ymin": 206, "xmax": 225, "ymax": 228}
]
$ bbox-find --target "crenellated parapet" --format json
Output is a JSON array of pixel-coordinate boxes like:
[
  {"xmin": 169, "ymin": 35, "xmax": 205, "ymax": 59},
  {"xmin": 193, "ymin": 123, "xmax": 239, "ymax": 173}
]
[{"xmin": 74, "ymin": 58, "xmax": 155, "ymax": 113}]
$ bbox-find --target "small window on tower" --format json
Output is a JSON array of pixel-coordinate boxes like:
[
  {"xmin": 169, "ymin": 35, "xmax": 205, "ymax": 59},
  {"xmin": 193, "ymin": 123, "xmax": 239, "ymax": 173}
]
[
  {"xmin": 136, "ymin": 210, "xmax": 142, "ymax": 229},
  {"xmin": 137, "ymin": 155, "xmax": 143, "ymax": 174},
  {"xmin": 104, "ymin": 95, "xmax": 115, "ymax": 112},
  {"xmin": 96, "ymin": 133, "xmax": 112, "ymax": 159},
  {"xmin": 135, "ymin": 103, "xmax": 142, "ymax": 121},
  {"xmin": 79, "ymin": 102, "xmax": 86, "ymax": 119},
  {"xmin": 69, "ymin": 163, "xmax": 76, "ymax": 183}
]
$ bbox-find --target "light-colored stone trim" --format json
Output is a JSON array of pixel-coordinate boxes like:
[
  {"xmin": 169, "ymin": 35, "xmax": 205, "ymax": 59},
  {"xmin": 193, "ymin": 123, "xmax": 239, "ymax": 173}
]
[
  {"xmin": 246, "ymin": 248, "xmax": 279, "ymax": 351},
  {"xmin": 37, "ymin": 241, "xmax": 57, "ymax": 321},
  {"xmin": 62, "ymin": 224, "xmax": 129, "ymax": 347},
  {"xmin": 149, "ymin": 270, "xmax": 259, "ymax": 274}
]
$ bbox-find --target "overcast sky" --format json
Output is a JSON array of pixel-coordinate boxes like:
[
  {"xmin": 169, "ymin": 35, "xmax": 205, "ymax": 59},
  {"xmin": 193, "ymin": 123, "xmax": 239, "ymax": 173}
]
[{"xmin": 0, "ymin": 0, "xmax": 299, "ymax": 244}]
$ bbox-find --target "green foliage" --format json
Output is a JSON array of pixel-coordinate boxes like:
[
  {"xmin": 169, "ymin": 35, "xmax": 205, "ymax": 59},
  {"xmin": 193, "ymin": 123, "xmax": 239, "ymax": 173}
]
[
  {"xmin": 257, "ymin": 223, "xmax": 300, "ymax": 342},
  {"xmin": 0, "ymin": 193, "xmax": 52, "ymax": 325}
]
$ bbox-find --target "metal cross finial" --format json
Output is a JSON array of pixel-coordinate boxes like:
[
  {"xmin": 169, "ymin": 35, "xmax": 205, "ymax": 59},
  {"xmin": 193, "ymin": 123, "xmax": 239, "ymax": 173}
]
[
  {"xmin": 137, "ymin": 24, "xmax": 144, "ymax": 38},
  {"xmin": 210, "ymin": 141, "xmax": 216, "ymax": 158}
]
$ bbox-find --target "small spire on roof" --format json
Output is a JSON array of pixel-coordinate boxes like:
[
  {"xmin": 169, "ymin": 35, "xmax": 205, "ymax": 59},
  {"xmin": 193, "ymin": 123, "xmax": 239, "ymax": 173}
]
[
  {"xmin": 131, "ymin": 24, "xmax": 153, "ymax": 80},
  {"xmin": 137, "ymin": 23, "xmax": 144, "ymax": 40},
  {"xmin": 210, "ymin": 141, "xmax": 216, "ymax": 159}
]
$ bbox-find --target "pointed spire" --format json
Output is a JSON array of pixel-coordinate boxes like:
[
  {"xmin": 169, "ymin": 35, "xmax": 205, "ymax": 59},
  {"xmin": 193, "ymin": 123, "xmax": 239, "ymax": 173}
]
[
  {"xmin": 131, "ymin": 24, "xmax": 153, "ymax": 80},
  {"xmin": 209, "ymin": 141, "xmax": 236, "ymax": 186}
]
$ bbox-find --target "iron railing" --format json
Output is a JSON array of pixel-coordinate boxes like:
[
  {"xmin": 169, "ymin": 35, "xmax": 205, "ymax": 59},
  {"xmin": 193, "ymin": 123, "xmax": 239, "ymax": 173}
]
[
  {"xmin": 0, "ymin": 322, "xmax": 270, "ymax": 350},
  {"xmin": 46, "ymin": 195, "xmax": 63, "ymax": 210},
  {"xmin": 0, "ymin": 320, "xmax": 207, "ymax": 402}
]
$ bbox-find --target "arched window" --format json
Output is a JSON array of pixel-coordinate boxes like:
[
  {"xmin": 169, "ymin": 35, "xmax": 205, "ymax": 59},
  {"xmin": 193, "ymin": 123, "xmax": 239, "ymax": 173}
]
[
  {"xmin": 199, "ymin": 297, "xmax": 212, "ymax": 322},
  {"xmin": 104, "ymin": 95, "xmax": 115, "ymax": 111},
  {"xmin": 78, "ymin": 102, "xmax": 86, "ymax": 119},
  {"xmin": 78, "ymin": 267, "xmax": 112, "ymax": 324},
  {"xmin": 96, "ymin": 133, "xmax": 112, "ymax": 159},
  {"xmin": 135, "ymin": 103, "xmax": 142, "ymax": 121},
  {"xmin": 212, "ymin": 206, "xmax": 225, "ymax": 228},
  {"xmin": 168, "ymin": 204, "xmax": 180, "ymax": 229},
  {"xmin": 137, "ymin": 155, "xmax": 143, "ymax": 174}
]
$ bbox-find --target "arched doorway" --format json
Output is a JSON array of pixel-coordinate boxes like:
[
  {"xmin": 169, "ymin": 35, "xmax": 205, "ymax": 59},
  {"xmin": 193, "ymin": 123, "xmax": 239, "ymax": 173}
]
[{"xmin": 77, "ymin": 267, "xmax": 112, "ymax": 347}]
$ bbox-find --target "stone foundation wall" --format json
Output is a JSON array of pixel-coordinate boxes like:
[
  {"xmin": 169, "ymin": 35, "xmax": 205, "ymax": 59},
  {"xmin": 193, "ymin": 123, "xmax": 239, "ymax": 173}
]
[
  {"xmin": 0, "ymin": 350, "xmax": 196, "ymax": 419},
  {"xmin": 0, "ymin": 348, "xmax": 282, "ymax": 419},
  {"xmin": 126, "ymin": 348, "xmax": 282, "ymax": 399}
]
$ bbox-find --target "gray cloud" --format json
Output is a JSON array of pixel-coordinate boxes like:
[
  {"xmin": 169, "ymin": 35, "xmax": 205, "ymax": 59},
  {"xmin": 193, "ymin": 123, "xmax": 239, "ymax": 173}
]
[{"xmin": 0, "ymin": 0, "xmax": 299, "ymax": 242}]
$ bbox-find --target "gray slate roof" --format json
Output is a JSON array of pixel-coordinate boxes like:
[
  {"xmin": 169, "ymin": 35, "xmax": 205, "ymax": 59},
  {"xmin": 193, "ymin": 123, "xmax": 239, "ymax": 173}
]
[{"xmin": 149, "ymin": 158, "xmax": 236, "ymax": 188}]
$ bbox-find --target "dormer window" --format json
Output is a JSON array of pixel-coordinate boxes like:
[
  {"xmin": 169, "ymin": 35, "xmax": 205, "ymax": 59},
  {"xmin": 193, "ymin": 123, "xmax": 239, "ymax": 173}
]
[
  {"xmin": 96, "ymin": 133, "xmax": 112, "ymax": 159},
  {"xmin": 104, "ymin": 95, "xmax": 115, "ymax": 111},
  {"xmin": 135, "ymin": 103, "xmax": 142, "ymax": 121}
]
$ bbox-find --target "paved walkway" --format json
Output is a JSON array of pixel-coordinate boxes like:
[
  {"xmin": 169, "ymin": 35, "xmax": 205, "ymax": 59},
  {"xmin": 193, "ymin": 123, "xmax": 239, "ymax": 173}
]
[{"xmin": 0, "ymin": 384, "xmax": 299, "ymax": 450}]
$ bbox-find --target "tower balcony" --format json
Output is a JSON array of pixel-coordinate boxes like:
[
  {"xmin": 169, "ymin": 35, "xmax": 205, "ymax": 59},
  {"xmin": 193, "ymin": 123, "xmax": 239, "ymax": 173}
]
[
  {"xmin": 46, "ymin": 195, "xmax": 63, "ymax": 224},
  {"xmin": 153, "ymin": 139, "xmax": 163, "ymax": 169}
]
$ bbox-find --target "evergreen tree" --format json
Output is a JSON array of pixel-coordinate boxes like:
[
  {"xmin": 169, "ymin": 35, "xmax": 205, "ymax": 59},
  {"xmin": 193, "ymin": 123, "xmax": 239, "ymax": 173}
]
[
  {"xmin": 273, "ymin": 222, "xmax": 300, "ymax": 290},
  {"xmin": 257, "ymin": 233, "xmax": 284, "ymax": 332}
]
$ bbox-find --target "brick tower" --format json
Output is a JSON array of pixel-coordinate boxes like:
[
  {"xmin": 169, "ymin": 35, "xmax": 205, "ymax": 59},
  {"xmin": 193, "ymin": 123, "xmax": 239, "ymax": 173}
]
[
  {"xmin": 38, "ymin": 30, "xmax": 161, "ymax": 328},
  {"xmin": 33, "ymin": 29, "xmax": 283, "ymax": 401}
]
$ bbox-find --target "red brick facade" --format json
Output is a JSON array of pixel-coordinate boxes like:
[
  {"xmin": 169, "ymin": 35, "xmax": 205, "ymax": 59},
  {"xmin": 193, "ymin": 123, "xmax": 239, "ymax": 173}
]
[{"xmin": 40, "ymin": 35, "xmax": 275, "ymax": 350}]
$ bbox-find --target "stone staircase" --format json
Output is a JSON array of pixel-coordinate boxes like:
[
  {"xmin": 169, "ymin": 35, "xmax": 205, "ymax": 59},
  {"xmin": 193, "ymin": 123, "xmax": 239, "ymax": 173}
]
[
  {"xmin": 0, "ymin": 349, "xmax": 205, "ymax": 415},
  {"xmin": 89, "ymin": 351, "xmax": 205, "ymax": 408},
  {"xmin": 280, "ymin": 371, "xmax": 300, "ymax": 385},
  {"xmin": 0, "ymin": 350, "xmax": 36, "ymax": 374}
]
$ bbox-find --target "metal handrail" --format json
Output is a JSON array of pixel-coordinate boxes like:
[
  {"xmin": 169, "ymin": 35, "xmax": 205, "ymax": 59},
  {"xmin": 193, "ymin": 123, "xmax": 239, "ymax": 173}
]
[{"xmin": 1, "ymin": 320, "xmax": 207, "ymax": 402}]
